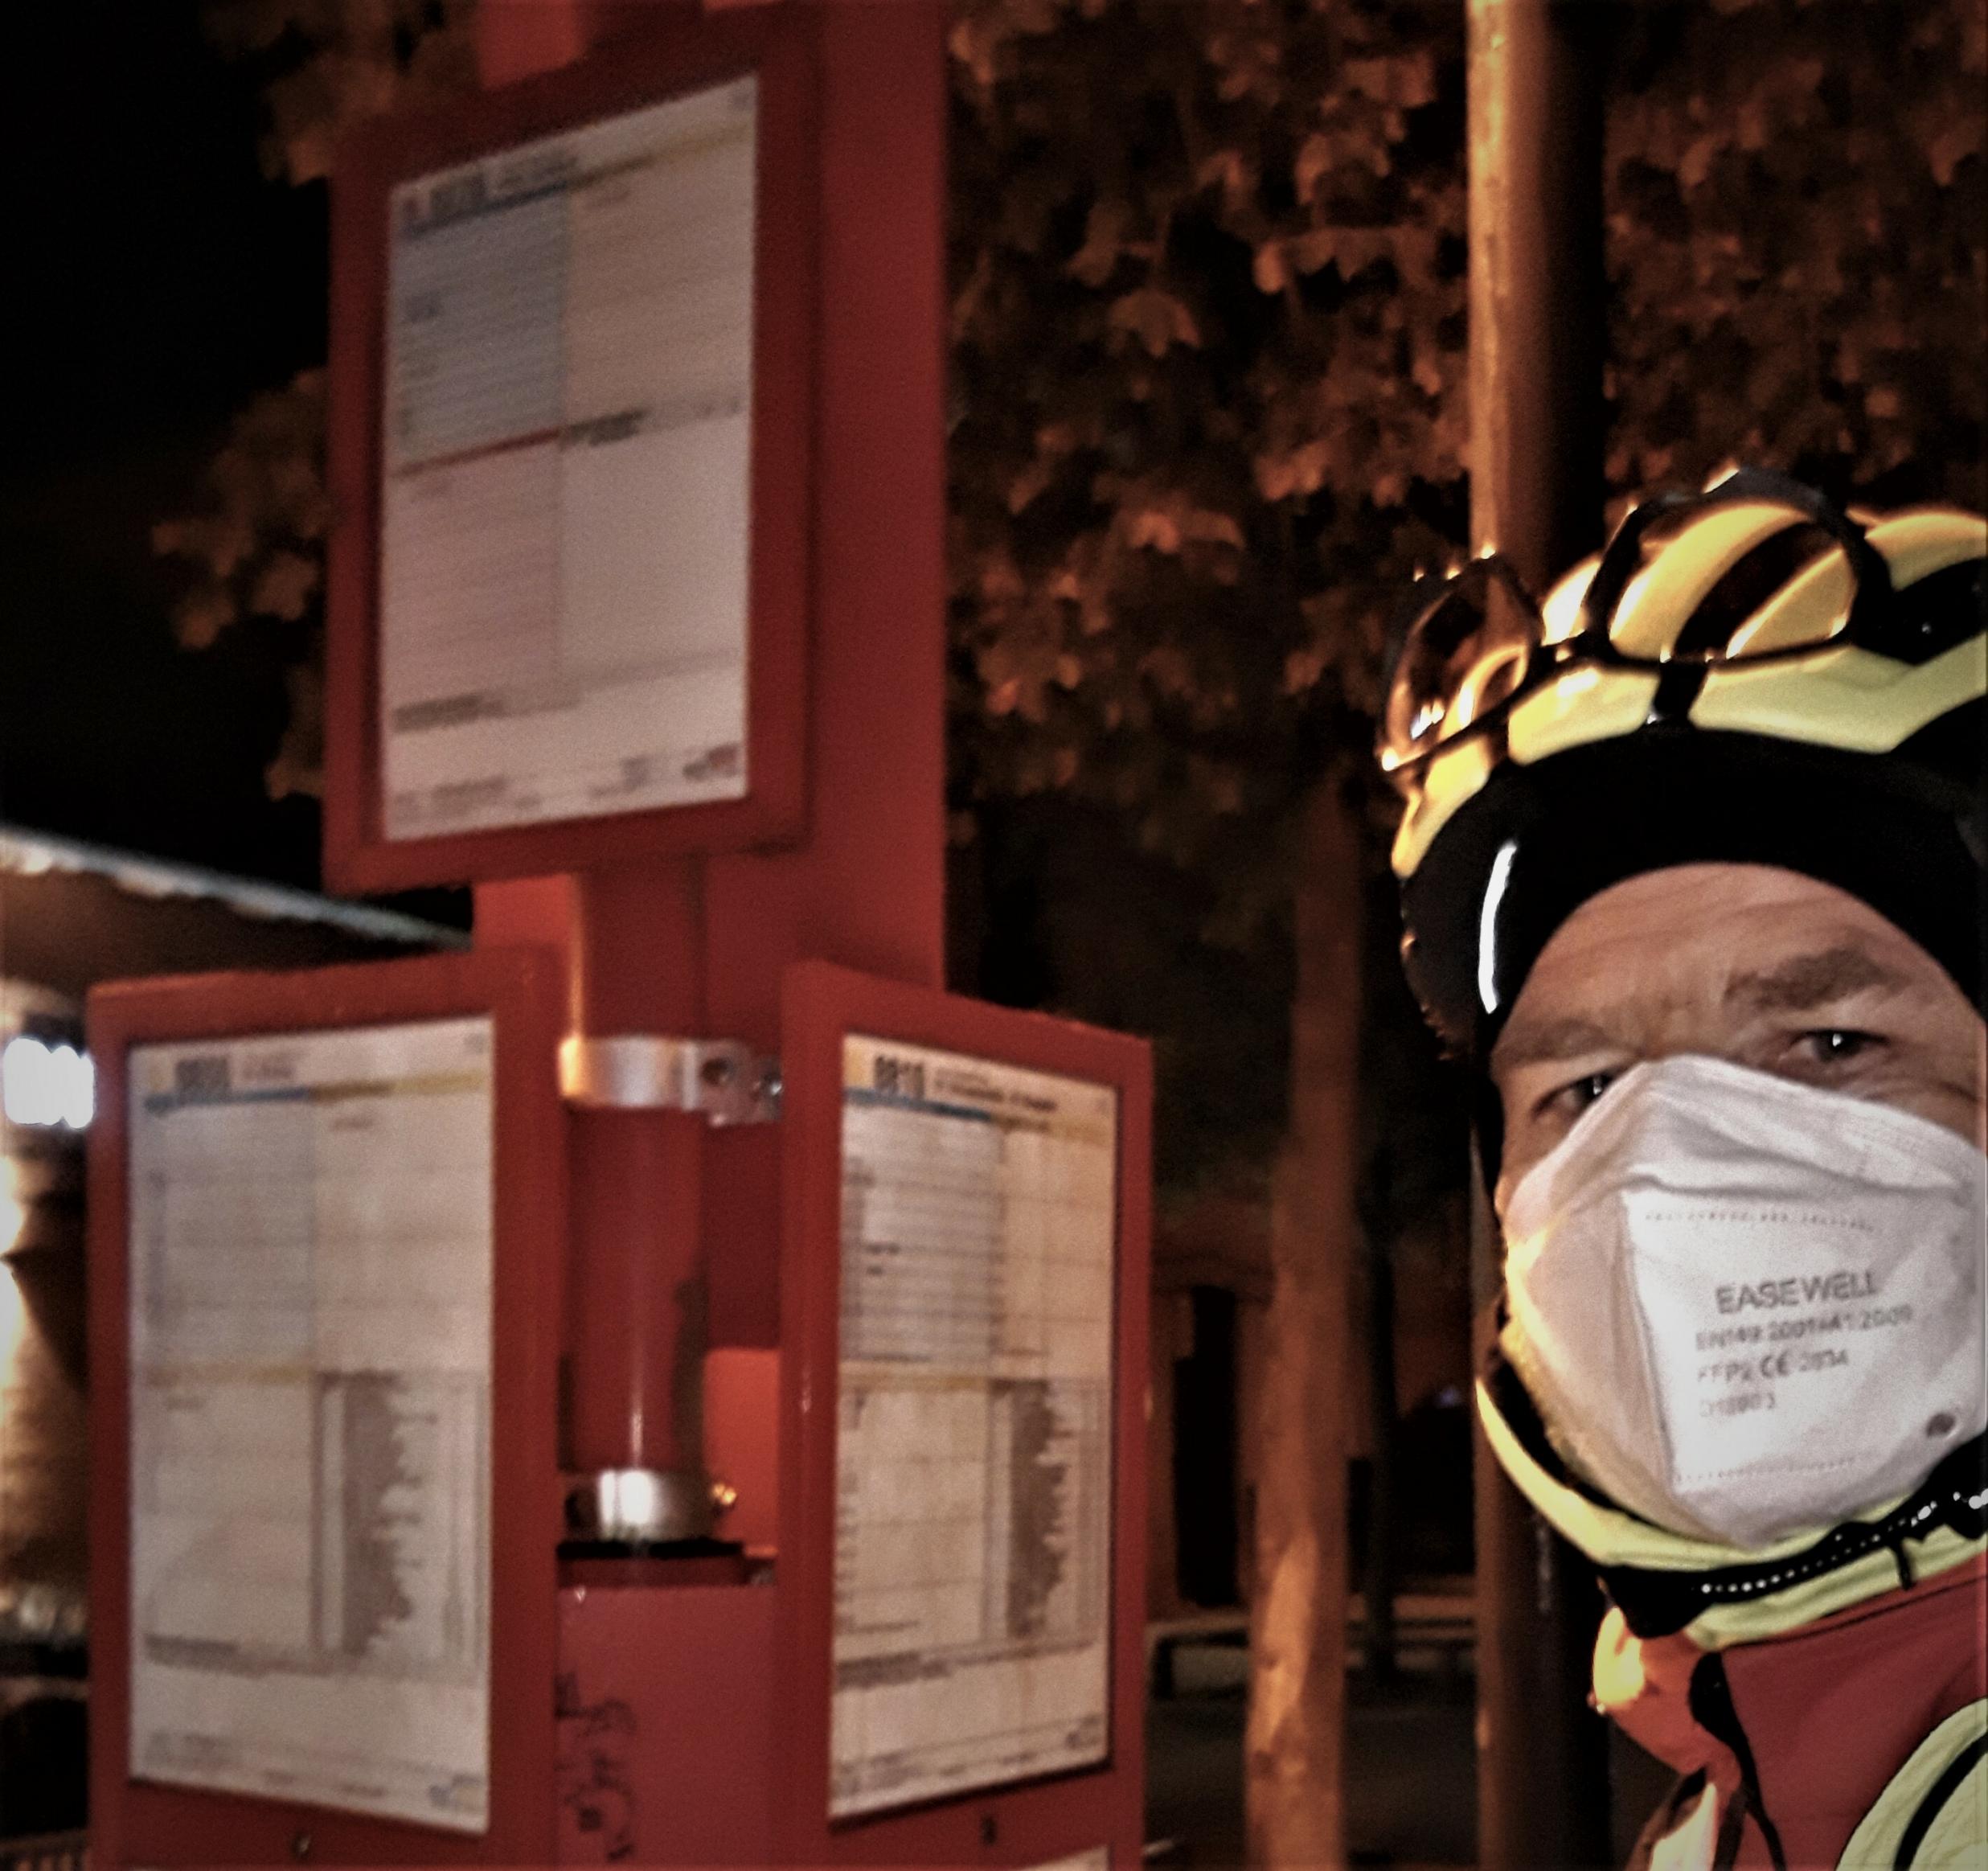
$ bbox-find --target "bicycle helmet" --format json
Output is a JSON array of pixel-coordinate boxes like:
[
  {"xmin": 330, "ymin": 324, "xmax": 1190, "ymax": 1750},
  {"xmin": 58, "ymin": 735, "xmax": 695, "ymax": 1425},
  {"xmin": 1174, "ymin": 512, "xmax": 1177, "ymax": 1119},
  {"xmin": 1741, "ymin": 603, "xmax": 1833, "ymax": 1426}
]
[{"xmin": 1379, "ymin": 467, "xmax": 1986, "ymax": 1089}]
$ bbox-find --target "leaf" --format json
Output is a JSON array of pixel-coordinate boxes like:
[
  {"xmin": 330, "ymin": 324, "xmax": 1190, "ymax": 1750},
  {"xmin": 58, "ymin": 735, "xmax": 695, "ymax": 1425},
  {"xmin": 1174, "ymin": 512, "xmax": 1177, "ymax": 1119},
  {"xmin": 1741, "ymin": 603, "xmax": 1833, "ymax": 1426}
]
[
  {"xmin": 1068, "ymin": 199, "xmax": 1133, "ymax": 287},
  {"xmin": 1293, "ymin": 133, "xmax": 1334, "ymax": 207},
  {"xmin": 1109, "ymin": 286, "xmax": 1202, "ymax": 356},
  {"xmin": 173, "ymin": 585, "xmax": 236, "ymax": 652},
  {"xmin": 250, "ymin": 551, "xmax": 319, "ymax": 622}
]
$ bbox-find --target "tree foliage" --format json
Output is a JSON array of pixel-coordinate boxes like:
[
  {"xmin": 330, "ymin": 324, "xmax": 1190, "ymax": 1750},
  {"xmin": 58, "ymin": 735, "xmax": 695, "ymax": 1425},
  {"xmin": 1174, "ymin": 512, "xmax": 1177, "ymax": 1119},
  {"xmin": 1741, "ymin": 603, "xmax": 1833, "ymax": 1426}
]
[
  {"xmin": 945, "ymin": 0, "xmax": 1469, "ymax": 1192},
  {"xmin": 150, "ymin": 369, "xmax": 330, "ymax": 798},
  {"xmin": 152, "ymin": 0, "xmax": 1986, "ymax": 1186},
  {"xmin": 945, "ymin": 0, "xmax": 1984, "ymax": 1191},
  {"xmin": 948, "ymin": 0, "xmax": 1468, "ymax": 928},
  {"xmin": 152, "ymin": 0, "xmax": 475, "ymax": 798},
  {"xmin": 1602, "ymin": 0, "xmax": 1986, "ymax": 514},
  {"xmin": 203, "ymin": 0, "xmax": 476, "ymax": 186}
]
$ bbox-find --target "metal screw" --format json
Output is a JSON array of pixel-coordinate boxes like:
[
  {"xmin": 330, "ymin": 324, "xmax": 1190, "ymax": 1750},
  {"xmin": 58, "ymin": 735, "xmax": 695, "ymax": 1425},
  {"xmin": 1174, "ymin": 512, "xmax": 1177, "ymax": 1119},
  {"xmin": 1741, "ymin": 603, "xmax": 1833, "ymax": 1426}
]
[
  {"xmin": 291, "ymin": 1831, "xmax": 313, "ymax": 1861},
  {"xmin": 979, "ymin": 1812, "xmax": 998, "ymax": 1847},
  {"xmin": 1928, "ymin": 1412, "xmax": 1957, "ymax": 1438}
]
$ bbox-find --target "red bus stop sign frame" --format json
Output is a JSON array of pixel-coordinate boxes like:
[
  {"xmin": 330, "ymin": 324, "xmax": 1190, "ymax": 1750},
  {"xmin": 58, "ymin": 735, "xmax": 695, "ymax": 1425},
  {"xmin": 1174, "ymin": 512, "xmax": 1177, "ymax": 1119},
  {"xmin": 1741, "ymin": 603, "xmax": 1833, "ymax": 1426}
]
[
  {"xmin": 775, "ymin": 961, "xmax": 1152, "ymax": 1868},
  {"xmin": 323, "ymin": 4, "xmax": 818, "ymax": 893},
  {"xmin": 86, "ymin": 948, "xmax": 566, "ymax": 1867}
]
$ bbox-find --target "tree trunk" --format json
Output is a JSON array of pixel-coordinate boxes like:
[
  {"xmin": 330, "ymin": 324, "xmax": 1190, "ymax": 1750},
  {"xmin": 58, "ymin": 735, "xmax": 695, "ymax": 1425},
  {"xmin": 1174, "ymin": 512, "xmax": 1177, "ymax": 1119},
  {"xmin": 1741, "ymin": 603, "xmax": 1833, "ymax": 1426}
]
[
  {"xmin": 1360, "ymin": 1229, "xmax": 1400, "ymax": 1685},
  {"xmin": 1244, "ymin": 781, "xmax": 1362, "ymax": 1869}
]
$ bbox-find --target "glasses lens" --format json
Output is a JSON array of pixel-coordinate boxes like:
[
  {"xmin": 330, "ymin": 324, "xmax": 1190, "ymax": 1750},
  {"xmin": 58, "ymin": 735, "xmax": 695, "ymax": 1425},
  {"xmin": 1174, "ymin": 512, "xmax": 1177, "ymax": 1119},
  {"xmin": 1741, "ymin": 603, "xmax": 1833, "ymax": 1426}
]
[{"xmin": 1384, "ymin": 560, "xmax": 1540, "ymax": 766}]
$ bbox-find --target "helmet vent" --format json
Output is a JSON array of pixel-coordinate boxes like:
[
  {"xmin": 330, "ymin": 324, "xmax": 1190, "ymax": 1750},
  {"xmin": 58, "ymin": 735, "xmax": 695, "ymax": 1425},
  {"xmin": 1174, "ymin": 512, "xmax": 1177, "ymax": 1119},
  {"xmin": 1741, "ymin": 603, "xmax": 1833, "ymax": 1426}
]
[{"xmin": 1670, "ymin": 521, "xmax": 1838, "ymax": 658}]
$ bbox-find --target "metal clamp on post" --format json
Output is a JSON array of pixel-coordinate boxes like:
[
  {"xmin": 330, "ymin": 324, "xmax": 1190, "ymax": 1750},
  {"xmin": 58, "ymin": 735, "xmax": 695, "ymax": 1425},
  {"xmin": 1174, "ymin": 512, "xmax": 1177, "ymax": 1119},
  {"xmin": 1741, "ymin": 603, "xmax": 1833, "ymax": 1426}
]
[
  {"xmin": 559, "ymin": 1034, "xmax": 781, "ymax": 1124},
  {"xmin": 563, "ymin": 1467, "xmax": 725, "ymax": 1547}
]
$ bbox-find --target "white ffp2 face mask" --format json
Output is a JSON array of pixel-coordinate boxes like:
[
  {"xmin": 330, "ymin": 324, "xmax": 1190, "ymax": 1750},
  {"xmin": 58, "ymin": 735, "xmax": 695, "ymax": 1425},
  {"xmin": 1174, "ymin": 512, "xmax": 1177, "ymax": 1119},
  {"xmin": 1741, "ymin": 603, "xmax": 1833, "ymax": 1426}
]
[{"xmin": 1501, "ymin": 1053, "xmax": 1986, "ymax": 1550}]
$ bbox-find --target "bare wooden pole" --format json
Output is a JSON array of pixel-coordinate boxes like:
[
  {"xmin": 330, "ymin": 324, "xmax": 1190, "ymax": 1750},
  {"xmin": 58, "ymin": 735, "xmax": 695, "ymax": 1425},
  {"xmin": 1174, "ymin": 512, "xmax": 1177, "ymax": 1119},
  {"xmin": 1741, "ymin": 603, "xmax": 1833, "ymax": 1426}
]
[
  {"xmin": 1466, "ymin": 2, "xmax": 1613, "ymax": 1863},
  {"xmin": 1469, "ymin": 0, "xmax": 1605, "ymax": 574}
]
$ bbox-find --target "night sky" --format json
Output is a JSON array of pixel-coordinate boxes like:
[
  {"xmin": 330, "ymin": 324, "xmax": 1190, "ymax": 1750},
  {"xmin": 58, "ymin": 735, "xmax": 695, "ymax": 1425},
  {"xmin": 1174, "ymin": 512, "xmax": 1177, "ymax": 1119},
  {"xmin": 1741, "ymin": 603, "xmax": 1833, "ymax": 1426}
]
[{"xmin": 3, "ymin": 3, "xmax": 327, "ymax": 888}]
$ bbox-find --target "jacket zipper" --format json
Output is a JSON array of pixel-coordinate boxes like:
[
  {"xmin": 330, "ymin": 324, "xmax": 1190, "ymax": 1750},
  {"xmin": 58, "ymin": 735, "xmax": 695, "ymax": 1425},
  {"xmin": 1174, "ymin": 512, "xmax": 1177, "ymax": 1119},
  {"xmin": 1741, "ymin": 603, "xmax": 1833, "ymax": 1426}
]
[{"xmin": 1690, "ymin": 1653, "xmax": 1788, "ymax": 1871}]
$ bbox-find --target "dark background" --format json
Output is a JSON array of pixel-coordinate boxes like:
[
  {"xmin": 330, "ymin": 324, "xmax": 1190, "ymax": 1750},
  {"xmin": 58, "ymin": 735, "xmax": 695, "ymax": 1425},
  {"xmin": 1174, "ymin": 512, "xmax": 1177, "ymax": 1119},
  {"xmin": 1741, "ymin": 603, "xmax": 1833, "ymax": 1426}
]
[{"xmin": 2, "ymin": 3, "xmax": 326, "ymax": 886}]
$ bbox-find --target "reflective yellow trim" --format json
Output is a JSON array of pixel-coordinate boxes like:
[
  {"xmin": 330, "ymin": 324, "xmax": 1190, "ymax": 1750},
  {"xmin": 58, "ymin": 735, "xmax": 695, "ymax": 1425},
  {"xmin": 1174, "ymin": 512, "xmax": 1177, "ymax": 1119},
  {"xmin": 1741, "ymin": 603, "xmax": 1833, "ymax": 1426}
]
[
  {"xmin": 1389, "ymin": 506, "xmax": 1983, "ymax": 883},
  {"xmin": 1391, "ymin": 667, "xmax": 1662, "ymax": 878},
  {"xmin": 1391, "ymin": 735, "xmax": 1499, "ymax": 877},
  {"xmin": 1475, "ymin": 1379, "xmax": 1988, "ymax": 1651},
  {"xmin": 1837, "ymin": 1701, "xmax": 1987, "ymax": 1869},
  {"xmin": 1691, "ymin": 636, "xmax": 1986, "ymax": 749},
  {"xmin": 1611, "ymin": 502, "xmax": 1820, "ymax": 657},
  {"xmin": 1506, "ymin": 665, "xmax": 1663, "ymax": 765},
  {"xmin": 1686, "ymin": 1528, "xmax": 1985, "ymax": 1651}
]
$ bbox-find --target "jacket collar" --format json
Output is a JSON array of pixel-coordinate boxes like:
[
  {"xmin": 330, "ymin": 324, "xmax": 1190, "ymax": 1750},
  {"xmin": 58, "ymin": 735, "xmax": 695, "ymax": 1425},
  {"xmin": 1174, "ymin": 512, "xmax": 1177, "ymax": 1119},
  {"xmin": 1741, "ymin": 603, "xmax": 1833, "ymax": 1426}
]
[{"xmin": 1478, "ymin": 1340, "xmax": 1988, "ymax": 1648}]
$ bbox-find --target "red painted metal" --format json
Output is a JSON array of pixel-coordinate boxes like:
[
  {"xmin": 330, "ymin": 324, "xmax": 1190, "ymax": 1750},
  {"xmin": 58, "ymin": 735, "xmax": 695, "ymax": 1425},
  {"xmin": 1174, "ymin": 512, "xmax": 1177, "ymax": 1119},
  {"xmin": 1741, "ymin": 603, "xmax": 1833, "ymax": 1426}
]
[
  {"xmin": 559, "ymin": 1553, "xmax": 747, "ymax": 1590},
  {"xmin": 84, "ymin": 949, "xmax": 568, "ymax": 1867},
  {"xmin": 470, "ymin": 876, "xmax": 580, "ymax": 1022},
  {"xmin": 572, "ymin": 860, "xmax": 704, "ymax": 1032},
  {"xmin": 323, "ymin": 4, "xmax": 819, "ymax": 894},
  {"xmin": 475, "ymin": 0, "xmax": 626, "ymax": 88},
  {"xmin": 567, "ymin": 1107, "xmax": 709, "ymax": 1479},
  {"xmin": 701, "ymin": 0, "xmax": 950, "ymax": 1049},
  {"xmin": 703, "ymin": 1120, "xmax": 783, "ymax": 1351},
  {"xmin": 555, "ymin": 1582, "xmax": 777, "ymax": 1865},
  {"xmin": 773, "ymin": 960, "xmax": 1153, "ymax": 1869},
  {"xmin": 703, "ymin": 1346, "xmax": 781, "ymax": 1555}
]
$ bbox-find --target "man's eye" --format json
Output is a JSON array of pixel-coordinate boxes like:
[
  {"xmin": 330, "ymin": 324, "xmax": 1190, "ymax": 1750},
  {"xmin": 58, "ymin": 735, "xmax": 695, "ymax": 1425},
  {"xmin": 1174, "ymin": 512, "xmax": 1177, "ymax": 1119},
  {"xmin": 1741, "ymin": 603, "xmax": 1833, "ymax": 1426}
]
[
  {"xmin": 1541, "ymin": 1071, "xmax": 1617, "ymax": 1118},
  {"xmin": 1796, "ymin": 1028, "xmax": 1881, "ymax": 1065}
]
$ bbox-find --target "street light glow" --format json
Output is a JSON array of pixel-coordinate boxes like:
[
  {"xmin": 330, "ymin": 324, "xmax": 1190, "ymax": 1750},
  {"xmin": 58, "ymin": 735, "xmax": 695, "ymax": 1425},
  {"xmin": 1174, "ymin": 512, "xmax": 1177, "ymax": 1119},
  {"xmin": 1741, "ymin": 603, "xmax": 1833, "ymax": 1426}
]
[{"xmin": 1, "ymin": 1035, "xmax": 95, "ymax": 1130}]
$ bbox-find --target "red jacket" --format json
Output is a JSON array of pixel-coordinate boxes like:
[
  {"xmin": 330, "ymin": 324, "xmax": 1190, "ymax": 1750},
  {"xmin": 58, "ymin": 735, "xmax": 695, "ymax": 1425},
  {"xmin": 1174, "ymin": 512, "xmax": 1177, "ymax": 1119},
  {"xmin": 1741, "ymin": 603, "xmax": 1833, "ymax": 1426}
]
[
  {"xmin": 1607, "ymin": 1554, "xmax": 1986, "ymax": 1866},
  {"xmin": 1478, "ymin": 1349, "xmax": 1988, "ymax": 1867}
]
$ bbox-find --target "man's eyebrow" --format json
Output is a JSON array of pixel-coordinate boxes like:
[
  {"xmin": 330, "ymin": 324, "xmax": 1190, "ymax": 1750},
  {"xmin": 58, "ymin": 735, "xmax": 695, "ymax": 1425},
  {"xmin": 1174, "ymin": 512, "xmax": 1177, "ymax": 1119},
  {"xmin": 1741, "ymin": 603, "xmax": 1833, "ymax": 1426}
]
[
  {"xmin": 1724, "ymin": 944, "xmax": 1909, "ymax": 1015},
  {"xmin": 1491, "ymin": 1016, "xmax": 1623, "ymax": 1072}
]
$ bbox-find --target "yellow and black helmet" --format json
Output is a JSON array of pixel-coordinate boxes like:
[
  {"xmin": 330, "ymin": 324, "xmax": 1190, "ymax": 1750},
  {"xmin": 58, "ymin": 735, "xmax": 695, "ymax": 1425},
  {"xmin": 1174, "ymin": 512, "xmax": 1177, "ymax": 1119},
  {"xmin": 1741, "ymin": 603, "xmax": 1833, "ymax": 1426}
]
[{"xmin": 1379, "ymin": 466, "xmax": 1987, "ymax": 1057}]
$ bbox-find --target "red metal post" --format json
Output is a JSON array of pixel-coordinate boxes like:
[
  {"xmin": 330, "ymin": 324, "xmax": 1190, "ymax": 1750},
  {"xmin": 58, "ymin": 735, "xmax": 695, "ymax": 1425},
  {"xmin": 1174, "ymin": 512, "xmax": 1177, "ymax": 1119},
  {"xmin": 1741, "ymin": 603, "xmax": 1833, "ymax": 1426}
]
[
  {"xmin": 701, "ymin": 0, "xmax": 950, "ymax": 1044},
  {"xmin": 470, "ymin": 8, "xmax": 723, "ymax": 1545},
  {"xmin": 469, "ymin": 0, "xmax": 947, "ymax": 1537},
  {"xmin": 564, "ymin": 863, "xmax": 710, "ymax": 1496}
]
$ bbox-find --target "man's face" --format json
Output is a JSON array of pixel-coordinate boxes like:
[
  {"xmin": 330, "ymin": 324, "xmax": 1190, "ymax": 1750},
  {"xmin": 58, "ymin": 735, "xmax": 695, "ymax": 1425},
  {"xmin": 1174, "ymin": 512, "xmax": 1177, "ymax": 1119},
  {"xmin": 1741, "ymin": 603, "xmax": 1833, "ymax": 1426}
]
[{"xmin": 1489, "ymin": 863, "xmax": 1987, "ymax": 1217}]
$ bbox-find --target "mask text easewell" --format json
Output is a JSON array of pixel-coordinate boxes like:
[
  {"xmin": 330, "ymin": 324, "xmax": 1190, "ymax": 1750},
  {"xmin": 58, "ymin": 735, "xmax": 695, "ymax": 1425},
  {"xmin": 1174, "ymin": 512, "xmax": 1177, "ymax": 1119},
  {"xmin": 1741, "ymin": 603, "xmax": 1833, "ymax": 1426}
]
[{"xmin": 1501, "ymin": 1054, "xmax": 1986, "ymax": 1550}]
